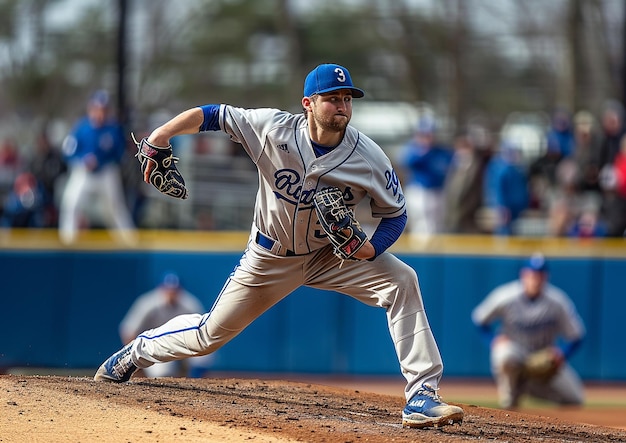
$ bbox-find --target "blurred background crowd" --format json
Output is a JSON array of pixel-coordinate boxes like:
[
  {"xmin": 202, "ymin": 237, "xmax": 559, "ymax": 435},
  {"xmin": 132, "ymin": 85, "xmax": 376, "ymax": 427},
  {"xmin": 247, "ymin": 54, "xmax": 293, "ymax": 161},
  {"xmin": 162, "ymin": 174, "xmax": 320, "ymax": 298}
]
[{"xmin": 1, "ymin": 0, "xmax": 625, "ymax": 239}]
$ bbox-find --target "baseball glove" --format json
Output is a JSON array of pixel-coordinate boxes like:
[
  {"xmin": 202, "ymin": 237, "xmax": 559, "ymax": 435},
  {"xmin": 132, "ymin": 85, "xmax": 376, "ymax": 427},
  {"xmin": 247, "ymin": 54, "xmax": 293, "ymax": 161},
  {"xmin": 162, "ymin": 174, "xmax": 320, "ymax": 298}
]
[
  {"xmin": 313, "ymin": 187, "xmax": 368, "ymax": 260},
  {"xmin": 132, "ymin": 133, "xmax": 188, "ymax": 200},
  {"xmin": 523, "ymin": 348, "xmax": 560, "ymax": 381}
]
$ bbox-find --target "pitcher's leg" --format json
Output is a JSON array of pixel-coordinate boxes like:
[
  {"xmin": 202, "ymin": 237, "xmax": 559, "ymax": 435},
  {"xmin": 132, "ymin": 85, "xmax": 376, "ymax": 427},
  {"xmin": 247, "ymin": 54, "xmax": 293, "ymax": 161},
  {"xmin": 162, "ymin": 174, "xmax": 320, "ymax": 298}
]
[
  {"xmin": 132, "ymin": 313, "xmax": 214, "ymax": 367},
  {"xmin": 308, "ymin": 251, "xmax": 463, "ymax": 427},
  {"xmin": 131, "ymin": 273, "xmax": 290, "ymax": 368},
  {"xmin": 306, "ymin": 251, "xmax": 443, "ymax": 402},
  {"xmin": 383, "ymin": 261, "xmax": 443, "ymax": 401},
  {"xmin": 96, "ymin": 242, "xmax": 305, "ymax": 381}
]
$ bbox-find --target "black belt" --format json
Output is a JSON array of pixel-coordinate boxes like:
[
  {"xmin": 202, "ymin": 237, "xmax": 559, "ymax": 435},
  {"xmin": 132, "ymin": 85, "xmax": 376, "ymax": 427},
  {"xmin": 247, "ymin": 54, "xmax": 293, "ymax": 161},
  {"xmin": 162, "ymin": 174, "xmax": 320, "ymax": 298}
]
[{"xmin": 255, "ymin": 231, "xmax": 297, "ymax": 256}]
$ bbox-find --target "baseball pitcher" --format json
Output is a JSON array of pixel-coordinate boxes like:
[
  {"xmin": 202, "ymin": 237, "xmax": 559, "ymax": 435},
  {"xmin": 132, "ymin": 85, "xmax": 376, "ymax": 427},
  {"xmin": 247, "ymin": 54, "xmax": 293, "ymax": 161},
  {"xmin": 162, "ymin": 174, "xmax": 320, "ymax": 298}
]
[{"xmin": 94, "ymin": 63, "xmax": 464, "ymax": 429}]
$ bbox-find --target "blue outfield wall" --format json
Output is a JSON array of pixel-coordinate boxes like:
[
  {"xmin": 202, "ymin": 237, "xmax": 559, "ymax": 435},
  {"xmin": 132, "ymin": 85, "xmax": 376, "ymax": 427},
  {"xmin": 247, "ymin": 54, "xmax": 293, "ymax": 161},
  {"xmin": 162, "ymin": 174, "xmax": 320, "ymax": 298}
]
[{"xmin": 1, "ymin": 243, "xmax": 625, "ymax": 381}]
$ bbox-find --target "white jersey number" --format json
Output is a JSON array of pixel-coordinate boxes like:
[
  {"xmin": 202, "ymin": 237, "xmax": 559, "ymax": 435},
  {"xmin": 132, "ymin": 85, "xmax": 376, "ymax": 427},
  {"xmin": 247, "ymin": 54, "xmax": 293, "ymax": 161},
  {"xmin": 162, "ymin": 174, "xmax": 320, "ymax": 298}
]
[{"xmin": 335, "ymin": 68, "xmax": 346, "ymax": 83}]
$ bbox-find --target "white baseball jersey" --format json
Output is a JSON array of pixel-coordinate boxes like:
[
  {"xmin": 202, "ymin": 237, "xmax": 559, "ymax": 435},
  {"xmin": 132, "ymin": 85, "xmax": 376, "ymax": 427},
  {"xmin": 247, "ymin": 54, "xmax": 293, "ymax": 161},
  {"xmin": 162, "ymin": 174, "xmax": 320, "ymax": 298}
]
[
  {"xmin": 217, "ymin": 105, "xmax": 405, "ymax": 253},
  {"xmin": 127, "ymin": 105, "xmax": 448, "ymax": 403}
]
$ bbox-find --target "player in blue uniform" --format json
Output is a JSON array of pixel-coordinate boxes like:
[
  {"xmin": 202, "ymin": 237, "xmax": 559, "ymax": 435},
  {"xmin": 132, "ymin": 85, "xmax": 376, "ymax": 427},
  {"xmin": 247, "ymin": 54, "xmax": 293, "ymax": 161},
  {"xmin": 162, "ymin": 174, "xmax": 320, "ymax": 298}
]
[{"xmin": 59, "ymin": 90, "xmax": 136, "ymax": 244}]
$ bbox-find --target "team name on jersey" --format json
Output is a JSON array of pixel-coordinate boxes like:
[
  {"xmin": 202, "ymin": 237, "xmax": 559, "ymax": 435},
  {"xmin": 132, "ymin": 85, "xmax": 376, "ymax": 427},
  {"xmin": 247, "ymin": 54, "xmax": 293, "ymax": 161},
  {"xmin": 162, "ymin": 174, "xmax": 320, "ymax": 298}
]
[
  {"xmin": 273, "ymin": 168, "xmax": 354, "ymax": 207},
  {"xmin": 385, "ymin": 169, "xmax": 400, "ymax": 196},
  {"xmin": 274, "ymin": 169, "xmax": 314, "ymax": 205},
  {"xmin": 385, "ymin": 169, "xmax": 405, "ymax": 204}
]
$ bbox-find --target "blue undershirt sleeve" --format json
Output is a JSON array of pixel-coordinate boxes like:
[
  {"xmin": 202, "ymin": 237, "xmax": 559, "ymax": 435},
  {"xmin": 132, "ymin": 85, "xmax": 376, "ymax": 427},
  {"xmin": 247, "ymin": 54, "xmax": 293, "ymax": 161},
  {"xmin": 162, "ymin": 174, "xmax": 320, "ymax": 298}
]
[
  {"xmin": 476, "ymin": 324, "xmax": 496, "ymax": 347},
  {"xmin": 199, "ymin": 104, "xmax": 221, "ymax": 132},
  {"xmin": 368, "ymin": 211, "xmax": 407, "ymax": 260},
  {"xmin": 559, "ymin": 337, "xmax": 583, "ymax": 360}
]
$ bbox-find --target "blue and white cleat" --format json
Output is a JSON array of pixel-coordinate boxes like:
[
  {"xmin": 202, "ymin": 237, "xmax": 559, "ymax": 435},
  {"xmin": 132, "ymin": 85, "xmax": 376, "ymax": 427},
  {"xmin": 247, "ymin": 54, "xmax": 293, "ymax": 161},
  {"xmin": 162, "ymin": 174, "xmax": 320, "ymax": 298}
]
[
  {"xmin": 93, "ymin": 342, "xmax": 138, "ymax": 383},
  {"xmin": 402, "ymin": 383, "xmax": 464, "ymax": 428}
]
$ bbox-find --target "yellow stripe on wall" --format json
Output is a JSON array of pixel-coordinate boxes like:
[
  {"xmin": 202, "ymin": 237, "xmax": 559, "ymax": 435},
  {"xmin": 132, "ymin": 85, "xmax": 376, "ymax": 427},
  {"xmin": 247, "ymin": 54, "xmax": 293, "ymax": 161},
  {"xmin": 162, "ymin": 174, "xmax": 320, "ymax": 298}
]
[
  {"xmin": 0, "ymin": 229, "xmax": 248, "ymax": 252},
  {"xmin": 390, "ymin": 234, "xmax": 626, "ymax": 258},
  {"xmin": 1, "ymin": 228, "xmax": 626, "ymax": 258}
]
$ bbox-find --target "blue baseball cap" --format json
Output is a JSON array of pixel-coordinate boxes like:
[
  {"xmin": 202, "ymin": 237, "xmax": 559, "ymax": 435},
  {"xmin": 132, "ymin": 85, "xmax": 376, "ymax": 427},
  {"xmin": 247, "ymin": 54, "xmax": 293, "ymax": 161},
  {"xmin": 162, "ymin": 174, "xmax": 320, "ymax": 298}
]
[
  {"xmin": 88, "ymin": 89, "xmax": 110, "ymax": 107},
  {"xmin": 161, "ymin": 272, "xmax": 181, "ymax": 289},
  {"xmin": 523, "ymin": 253, "xmax": 548, "ymax": 272},
  {"xmin": 415, "ymin": 115, "xmax": 436, "ymax": 134},
  {"xmin": 304, "ymin": 64, "xmax": 365, "ymax": 98}
]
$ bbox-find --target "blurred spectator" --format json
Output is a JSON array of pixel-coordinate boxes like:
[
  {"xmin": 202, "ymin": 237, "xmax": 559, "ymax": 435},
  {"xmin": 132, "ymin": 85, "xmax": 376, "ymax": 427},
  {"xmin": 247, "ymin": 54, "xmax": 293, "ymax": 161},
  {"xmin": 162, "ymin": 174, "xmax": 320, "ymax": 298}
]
[
  {"xmin": 29, "ymin": 130, "xmax": 67, "ymax": 227},
  {"xmin": 119, "ymin": 272, "xmax": 214, "ymax": 378},
  {"xmin": 398, "ymin": 115, "xmax": 453, "ymax": 238},
  {"xmin": 571, "ymin": 110, "xmax": 602, "ymax": 198},
  {"xmin": 58, "ymin": 90, "xmax": 137, "ymax": 245},
  {"xmin": 443, "ymin": 131, "xmax": 487, "ymax": 234},
  {"xmin": 545, "ymin": 157, "xmax": 587, "ymax": 237},
  {"xmin": 546, "ymin": 109, "xmax": 575, "ymax": 159},
  {"xmin": 528, "ymin": 109, "xmax": 574, "ymax": 211},
  {"xmin": 597, "ymin": 103, "xmax": 626, "ymax": 237},
  {"xmin": 597, "ymin": 101, "xmax": 625, "ymax": 169},
  {"xmin": 566, "ymin": 207, "xmax": 607, "ymax": 238},
  {"xmin": 0, "ymin": 137, "xmax": 23, "ymax": 206},
  {"xmin": 597, "ymin": 133, "xmax": 626, "ymax": 236},
  {"xmin": 528, "ymin": 133, "xmax": 564, "ymax": 212},
  {"xmin": 613, "ymin": 134, "xmax": 626, "ymax": 199},
  {"xmin": 483, "ymin": 140, "xmax": 529, "ymax": 235},
  {"xmin": 544, "ymin": 111, "xmax": 605, "ymax": 237},
  {"xmin": 1, "ymin": 172, "xmax": 45, "ymax": 228},
  {"xmin": 471, "ymin": 253, "xmax": 585, "ymax": 409},
  {"xmin": 0, "ymin": 137, "xmax": 21, "ymax": 171},
  {"xmin": 548, "ymin": 158, "xmax": 606, "ymax": 237}
]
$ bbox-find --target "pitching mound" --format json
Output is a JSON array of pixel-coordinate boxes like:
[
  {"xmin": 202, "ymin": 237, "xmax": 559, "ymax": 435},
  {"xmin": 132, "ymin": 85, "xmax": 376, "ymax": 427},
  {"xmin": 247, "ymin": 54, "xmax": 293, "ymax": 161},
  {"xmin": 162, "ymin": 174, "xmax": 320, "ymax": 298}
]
[{"xmin": 2, "ymin": 375, "xmax": 626, "ymax": 442}]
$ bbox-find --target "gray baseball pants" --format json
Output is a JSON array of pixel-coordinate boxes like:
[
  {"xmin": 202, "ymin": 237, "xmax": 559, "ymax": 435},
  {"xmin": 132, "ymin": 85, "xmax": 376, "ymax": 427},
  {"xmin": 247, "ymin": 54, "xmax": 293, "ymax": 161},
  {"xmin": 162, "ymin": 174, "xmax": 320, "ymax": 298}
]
[{"xmin": 130, "ymin": 235, "xmax": 444, "ymax": 401}]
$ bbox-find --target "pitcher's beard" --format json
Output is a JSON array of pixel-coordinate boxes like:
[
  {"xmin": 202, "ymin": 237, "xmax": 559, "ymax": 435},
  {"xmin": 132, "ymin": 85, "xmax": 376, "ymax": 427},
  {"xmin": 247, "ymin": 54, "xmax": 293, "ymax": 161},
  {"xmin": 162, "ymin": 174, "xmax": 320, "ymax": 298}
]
[{"xmin": 315, "ymin": 114, "xmax": 349, "ymax": 133}]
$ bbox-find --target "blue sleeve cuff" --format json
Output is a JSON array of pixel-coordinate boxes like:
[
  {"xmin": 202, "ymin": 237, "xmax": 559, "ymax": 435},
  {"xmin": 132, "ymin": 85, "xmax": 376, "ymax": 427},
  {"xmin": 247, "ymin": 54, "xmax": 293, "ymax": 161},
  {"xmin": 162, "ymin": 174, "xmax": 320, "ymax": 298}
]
[
  {"xmin": 477, "ymin": 324, "xmax": 495, "ymax": 347},
  {"xmin": 199, "ymin": 104, "xmax": 220, "ymax": 132},
  {"xmin": 368, "ymin": 211, "xmax": 407, "ymax": 260},
  {"xmin": 559, "ymin": 338, "xmax": 583, "ymax": 359}
]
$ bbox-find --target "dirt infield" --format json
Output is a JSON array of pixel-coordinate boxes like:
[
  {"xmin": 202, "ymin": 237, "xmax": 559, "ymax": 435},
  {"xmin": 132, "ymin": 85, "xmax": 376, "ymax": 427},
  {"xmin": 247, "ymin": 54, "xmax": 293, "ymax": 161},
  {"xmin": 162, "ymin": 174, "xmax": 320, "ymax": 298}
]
[{"xmin": 2, "ymin": 375, "xmax": 626, "ymax": 442}]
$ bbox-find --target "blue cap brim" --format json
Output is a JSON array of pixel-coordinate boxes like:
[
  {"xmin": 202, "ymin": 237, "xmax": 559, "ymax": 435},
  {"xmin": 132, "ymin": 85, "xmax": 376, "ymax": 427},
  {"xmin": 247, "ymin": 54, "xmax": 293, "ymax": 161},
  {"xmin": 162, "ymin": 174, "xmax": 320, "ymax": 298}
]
[{"xmin": 312, "ymin": 86, "xmax": 365, "ymax": 98}]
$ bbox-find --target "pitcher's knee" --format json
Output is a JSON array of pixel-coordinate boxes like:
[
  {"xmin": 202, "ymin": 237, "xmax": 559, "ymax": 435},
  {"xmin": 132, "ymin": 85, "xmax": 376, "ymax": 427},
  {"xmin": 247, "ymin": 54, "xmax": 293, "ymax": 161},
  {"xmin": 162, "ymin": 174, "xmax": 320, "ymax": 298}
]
[{"xmin": 395, "ymin": 263, "xmax": 419, "ymax": 290}]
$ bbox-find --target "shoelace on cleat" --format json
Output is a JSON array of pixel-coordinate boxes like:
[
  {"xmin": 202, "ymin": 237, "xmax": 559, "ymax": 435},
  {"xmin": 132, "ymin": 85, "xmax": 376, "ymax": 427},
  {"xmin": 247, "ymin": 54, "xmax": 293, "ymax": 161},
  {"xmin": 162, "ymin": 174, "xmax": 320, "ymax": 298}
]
[
  {"xmin": 111, "ymin": 348, "xmax": 134, "ymax": 378},
  {"xmin": 415, "ymin": 383, "xmax": 443, "ymax": 403}
]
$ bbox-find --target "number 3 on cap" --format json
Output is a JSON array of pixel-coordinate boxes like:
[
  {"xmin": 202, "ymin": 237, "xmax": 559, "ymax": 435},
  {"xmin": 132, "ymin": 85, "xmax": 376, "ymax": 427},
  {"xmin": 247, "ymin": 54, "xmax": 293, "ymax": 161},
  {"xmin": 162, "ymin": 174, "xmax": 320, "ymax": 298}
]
[{"xmin": 335, "ymin": 68, "xmax": 346, "ymax": 83}]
